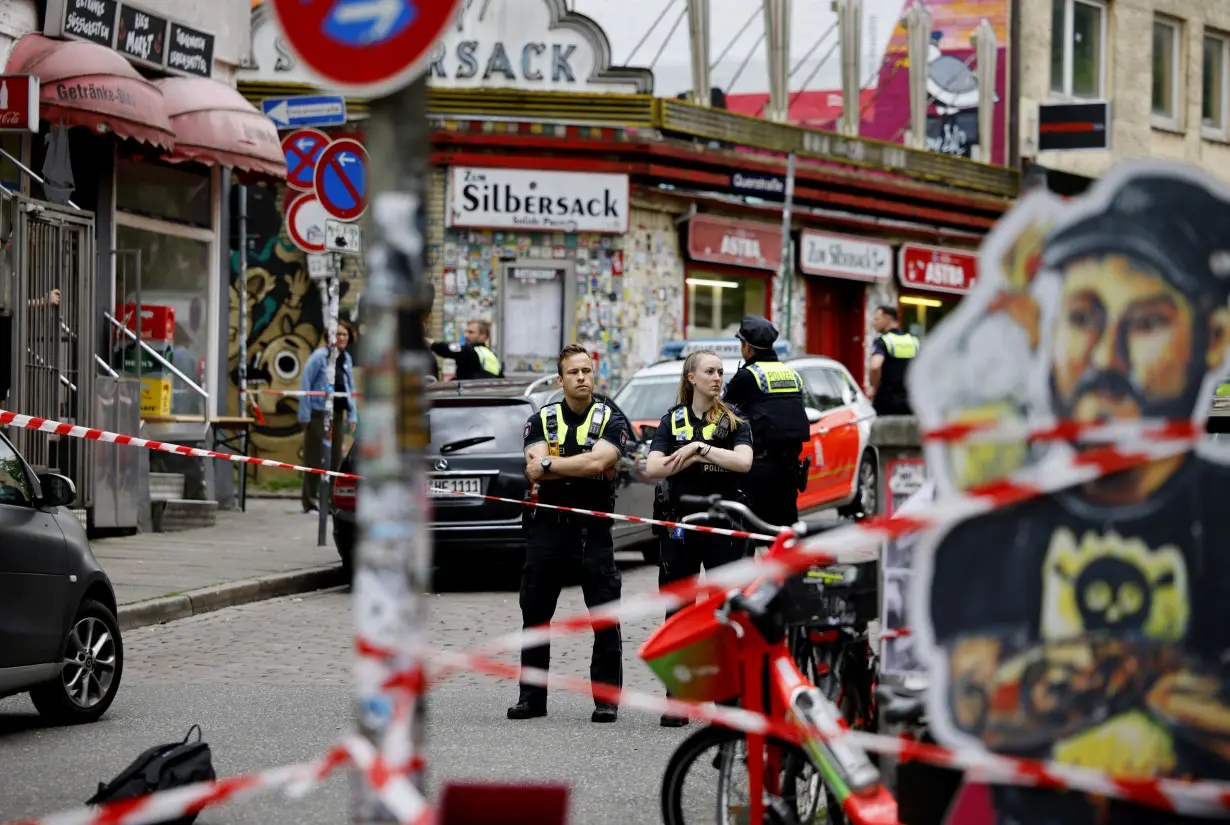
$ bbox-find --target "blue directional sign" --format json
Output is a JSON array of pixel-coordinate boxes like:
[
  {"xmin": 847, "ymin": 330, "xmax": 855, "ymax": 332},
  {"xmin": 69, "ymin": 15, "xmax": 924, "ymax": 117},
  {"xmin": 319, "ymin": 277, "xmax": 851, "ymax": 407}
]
[
  {"xmin": 262, "ymin": 94, "xmax": 348, "ymax": 130},
  {"xmin": 313, "ymin": 138, "xmax": 369, "ymax": 221}
]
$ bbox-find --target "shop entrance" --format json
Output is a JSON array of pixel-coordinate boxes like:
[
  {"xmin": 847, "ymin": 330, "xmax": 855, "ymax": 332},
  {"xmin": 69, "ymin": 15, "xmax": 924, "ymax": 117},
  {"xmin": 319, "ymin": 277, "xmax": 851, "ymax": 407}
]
[
  {"xmin": 899, "ymin": 291, "xmax": 959, "ymax": 340},
  {"xmin": 684, "ymin": 266, "xmax": 771, "ymax": 339},
  {"xmin": 805, "ymin": 277, "xmax": 866, "ymax": 384}
]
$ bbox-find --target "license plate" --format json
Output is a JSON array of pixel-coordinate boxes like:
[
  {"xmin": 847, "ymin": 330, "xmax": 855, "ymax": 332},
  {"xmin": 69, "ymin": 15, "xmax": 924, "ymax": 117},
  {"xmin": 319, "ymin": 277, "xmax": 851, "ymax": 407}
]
[{"xmin": 428, "ymin": 477, "xmax": 482, "ymax": 497}]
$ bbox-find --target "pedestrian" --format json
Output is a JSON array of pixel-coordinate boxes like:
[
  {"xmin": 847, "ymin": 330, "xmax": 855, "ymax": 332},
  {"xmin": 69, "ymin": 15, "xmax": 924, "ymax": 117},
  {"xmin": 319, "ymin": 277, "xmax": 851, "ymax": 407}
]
[
  {"xmin": 721, "ymin": 315, "xmax": 811, "ymax": 531},
  {"xmin": 297, "ymin": 320, "xmax": 357, "ymax": 514},
  {"xmin": 428, "ymin": 318, "xmax": 503, "ymax": 379},
  {"xmin": 643, "ymin": 348, "xmax": 753, "ymax": 727},
  {"xmin": 511, "ymin": 344, "xmax": 631, "ymax": 724},
  {"xmin": 868, "ymin": 305, "xmax": 920, "ymax": 416}
]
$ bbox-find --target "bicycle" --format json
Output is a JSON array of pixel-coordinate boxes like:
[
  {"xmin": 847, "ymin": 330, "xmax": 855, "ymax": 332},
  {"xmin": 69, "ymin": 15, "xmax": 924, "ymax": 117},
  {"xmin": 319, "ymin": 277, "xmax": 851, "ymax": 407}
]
[{"xmin": 639, "ymin": 494, "xmax": 898, "ymax": 825}]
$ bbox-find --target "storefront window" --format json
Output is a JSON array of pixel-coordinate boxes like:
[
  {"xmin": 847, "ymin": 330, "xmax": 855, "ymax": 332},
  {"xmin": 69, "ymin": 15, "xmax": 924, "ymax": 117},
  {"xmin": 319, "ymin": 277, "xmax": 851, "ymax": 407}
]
[
  {"xmin": 686, "ymin": 272, "xmax": 767, "ymax": 338},
  {"xmin": 116, "ymin": 157, "xmax": 212, "ymax": 228},
  {"xmin": 899, "ymin": 293, "xmax": 958, "ymax": 339},
  {"xmin": 114, "ymin": 225, "xmax": 211, "ymax": 417}
]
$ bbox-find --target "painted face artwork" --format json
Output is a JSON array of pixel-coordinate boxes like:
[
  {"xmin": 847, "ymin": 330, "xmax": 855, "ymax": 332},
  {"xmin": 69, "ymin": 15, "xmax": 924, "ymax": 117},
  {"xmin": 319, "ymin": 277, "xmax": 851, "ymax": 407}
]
[{"xmin": 903, "ymin": 162, "xmax": 1230, "ymax": 824}]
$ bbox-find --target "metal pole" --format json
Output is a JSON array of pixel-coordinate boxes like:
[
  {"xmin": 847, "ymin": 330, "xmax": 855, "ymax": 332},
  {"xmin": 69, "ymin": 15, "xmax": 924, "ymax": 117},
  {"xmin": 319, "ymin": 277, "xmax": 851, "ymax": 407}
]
[
  {"xmin": 777, "ymin": 152, "xmax": 796, "ymax": 342},
  {"xmin": 237, "ymin": 184, "xmax": 250, "ymax": 511},
  {"xmin": 352, "ymin": 72, "xmax": 432, "ymax": 822},
  {"xmin": 318, "ymin": 270, "xmax": 340, "ymax": 547}
]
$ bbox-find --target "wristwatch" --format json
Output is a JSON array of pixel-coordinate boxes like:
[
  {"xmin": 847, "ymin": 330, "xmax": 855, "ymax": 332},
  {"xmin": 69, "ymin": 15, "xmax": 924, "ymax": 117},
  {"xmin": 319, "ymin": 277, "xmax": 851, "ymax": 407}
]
[{"xmin": 539, "ymin": 458, "xmax": 552, "ymax": 472}]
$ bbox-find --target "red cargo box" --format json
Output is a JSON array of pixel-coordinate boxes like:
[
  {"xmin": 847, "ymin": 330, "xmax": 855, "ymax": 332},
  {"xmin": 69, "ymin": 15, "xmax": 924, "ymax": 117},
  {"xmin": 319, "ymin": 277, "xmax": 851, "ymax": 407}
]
[{"xmin": 116, "ymin": 303, "xmax": 175, "ymax": 341}]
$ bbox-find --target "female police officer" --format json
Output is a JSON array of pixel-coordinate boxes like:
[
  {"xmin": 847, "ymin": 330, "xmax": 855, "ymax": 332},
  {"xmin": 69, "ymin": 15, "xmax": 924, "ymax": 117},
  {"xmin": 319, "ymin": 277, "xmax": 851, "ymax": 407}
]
[{"xmin": 644, "ymin": 349, "xmax": 753, "ymax": 726}]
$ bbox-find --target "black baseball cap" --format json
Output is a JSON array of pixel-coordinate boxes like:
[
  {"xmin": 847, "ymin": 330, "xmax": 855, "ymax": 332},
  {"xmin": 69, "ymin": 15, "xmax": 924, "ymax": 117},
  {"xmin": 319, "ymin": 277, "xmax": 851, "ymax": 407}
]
[{"xmin": 736, "ymin": 315, "xmax": 779, "ymax": 350}]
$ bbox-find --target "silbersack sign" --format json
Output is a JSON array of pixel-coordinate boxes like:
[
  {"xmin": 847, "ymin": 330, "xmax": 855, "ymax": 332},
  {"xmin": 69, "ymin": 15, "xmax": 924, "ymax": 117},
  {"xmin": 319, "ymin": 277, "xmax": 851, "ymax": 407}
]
[
  {"xmin": 241, "ymin": 0, "xmax": 653, "ymax": 96},
  {"xmin": 448, "ymin": 167, "xmax": 630, "ymax": 234},
  {"xmin": 799, "ymin": 230, "xmax": 893, "ymax": 283}
]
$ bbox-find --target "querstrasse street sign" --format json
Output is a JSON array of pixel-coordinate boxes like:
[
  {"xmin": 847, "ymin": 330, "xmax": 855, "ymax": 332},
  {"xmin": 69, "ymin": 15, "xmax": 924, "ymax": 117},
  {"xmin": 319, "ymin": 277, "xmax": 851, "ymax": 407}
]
[{"xmin": 267, "ymin": 0, "xmax": 464, "ymax": 96}]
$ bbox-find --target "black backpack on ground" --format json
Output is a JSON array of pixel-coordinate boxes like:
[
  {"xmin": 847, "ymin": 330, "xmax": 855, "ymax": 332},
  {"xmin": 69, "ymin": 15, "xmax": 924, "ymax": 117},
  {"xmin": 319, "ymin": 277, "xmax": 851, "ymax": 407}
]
[{"xmin": 86, "ymin": 725, "xmax": 216, "ymax": 825}]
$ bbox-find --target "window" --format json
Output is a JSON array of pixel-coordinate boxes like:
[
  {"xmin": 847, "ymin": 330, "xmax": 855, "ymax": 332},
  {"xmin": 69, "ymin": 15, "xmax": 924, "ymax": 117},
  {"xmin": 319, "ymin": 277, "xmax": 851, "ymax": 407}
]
[
  {"xmin": 0, "ymin": 437, "xmax": 31, "ymax": 505},
  {"xmin": 1204, "ymin": 32, "xmax": 1229, "ymax": 134},
  {"xmin": 613, "ymin": 377, "xmax": 680, "ymax": 423},
  {"xmin": 428, "ymin": 400, "xmax": 533, "ymax": 455},
  {"xmin": 685, "ymin": 272, "xmax": 768, "ymax": 339},
  {"xmin": 115, "ymin": 158, "xmax": 212, "ymax": 228},
  {"xmin": 1051, "ymin": 0, "xmax": 1107, "ymax": 99},
  {"xmin": 801, "ymin": 369, "xmax": 844, "ymax": 412},
  {"xmin": 1152, "ymin": 17, "xmax": 1182, "ymax": 126}
]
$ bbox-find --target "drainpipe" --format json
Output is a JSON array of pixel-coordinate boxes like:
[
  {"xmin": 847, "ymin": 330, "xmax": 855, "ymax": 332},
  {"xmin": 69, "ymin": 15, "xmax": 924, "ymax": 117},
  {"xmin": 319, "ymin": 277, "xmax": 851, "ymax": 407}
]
[
  {"xmin": 1008, "ymin": 0, "xmax": 1022, "ymax": 170},
  {"xmin": 836, "ymin": 0, "xmax": 862, "ymax": 136},
  {"xmin": 905, "ymin": 2, "xmax": 932, "ymax": 148},
  {"xmin": 687, "ymin": 0, "xmax": 711, "ymax": 106},
  {"xmin": 973, "ymin": 19, "xmax": 998, "ymax": 164},
  {"xmin": 763, "ymin": 0, "xmax": 791, "ymax": 121}
]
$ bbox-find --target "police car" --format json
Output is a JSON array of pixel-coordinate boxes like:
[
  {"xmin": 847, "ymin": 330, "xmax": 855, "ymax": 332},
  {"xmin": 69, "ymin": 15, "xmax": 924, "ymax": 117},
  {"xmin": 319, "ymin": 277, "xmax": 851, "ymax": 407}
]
[{"xmin": 612, "ymin": 338, "xmax": 878, "ymax": 518}]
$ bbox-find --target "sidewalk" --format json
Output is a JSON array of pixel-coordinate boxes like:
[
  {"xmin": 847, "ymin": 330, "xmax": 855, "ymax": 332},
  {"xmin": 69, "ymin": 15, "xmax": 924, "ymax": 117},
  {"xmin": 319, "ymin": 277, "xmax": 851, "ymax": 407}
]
[{"xmin": 92, "ymin": 499, "xmax": 345, "ymax": 629}]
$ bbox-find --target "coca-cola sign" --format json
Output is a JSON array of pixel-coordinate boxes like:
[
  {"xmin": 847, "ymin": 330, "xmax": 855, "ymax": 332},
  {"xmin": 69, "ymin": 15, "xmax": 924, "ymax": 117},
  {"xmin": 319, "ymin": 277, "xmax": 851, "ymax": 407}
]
[
  {"xmin": 898, "ymin": 243, "xmax": 978, "ymax": 295},
  {"xmin": 0, "ymin": 75, "xmax": 41, "ymax": 134}
]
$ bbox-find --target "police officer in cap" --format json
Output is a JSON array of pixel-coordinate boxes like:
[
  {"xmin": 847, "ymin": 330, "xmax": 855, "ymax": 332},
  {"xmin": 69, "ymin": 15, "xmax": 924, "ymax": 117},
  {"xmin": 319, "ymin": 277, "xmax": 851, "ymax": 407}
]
[
  {"xmin": 644, "ymin": 348, "xmax": 753, "ymax": 726},
  {"xmin": 722, "ymin": 315, "xmax": 811, "ymax": 530},
  {"xmin": 428, "ymin": 318, "xmax": 504, "ymax": 379},
  {"xmin": 511, "ymin": 344, "xmax": 631, "ymax": 724},
  {"xmin": 869, "ymin": 305, "xmax": 919, "ymax": 416}
]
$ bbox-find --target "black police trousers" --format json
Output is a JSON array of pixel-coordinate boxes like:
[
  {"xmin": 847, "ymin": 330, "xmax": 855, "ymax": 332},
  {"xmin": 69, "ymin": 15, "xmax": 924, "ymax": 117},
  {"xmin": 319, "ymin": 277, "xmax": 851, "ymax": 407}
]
[
  {"xmin": 659, "ymin": 527, "xmax": 747, "ymax": 621},
  {"xmin": 745, "ymin": 457, "xmax": 800, "ymax": 532},
  {"xmin": 518, "ymin": 514, "xmax": 623, "ymax": 707}
]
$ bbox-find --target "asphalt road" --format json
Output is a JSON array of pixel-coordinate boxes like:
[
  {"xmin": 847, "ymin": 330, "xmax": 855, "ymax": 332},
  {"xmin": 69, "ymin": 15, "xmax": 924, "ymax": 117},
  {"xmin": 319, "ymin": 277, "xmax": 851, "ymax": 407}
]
[{"xmin": 0, "ymin": 559, "xmax": 695, "ymax": 825}]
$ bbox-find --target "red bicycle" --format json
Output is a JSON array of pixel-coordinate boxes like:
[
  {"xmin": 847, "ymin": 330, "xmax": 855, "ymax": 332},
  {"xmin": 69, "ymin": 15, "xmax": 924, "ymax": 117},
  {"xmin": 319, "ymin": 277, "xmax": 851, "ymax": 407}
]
[{"xmin": 640, "ymin": 495, "xmax": 899, "ymax": 825}]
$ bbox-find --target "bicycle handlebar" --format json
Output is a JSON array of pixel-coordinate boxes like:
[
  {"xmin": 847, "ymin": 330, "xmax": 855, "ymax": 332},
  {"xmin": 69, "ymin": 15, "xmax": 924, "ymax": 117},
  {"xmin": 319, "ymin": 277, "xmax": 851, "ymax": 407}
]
[{"xmin": 677, "ymin": 493, "xmax": 844, "ymax": 539}]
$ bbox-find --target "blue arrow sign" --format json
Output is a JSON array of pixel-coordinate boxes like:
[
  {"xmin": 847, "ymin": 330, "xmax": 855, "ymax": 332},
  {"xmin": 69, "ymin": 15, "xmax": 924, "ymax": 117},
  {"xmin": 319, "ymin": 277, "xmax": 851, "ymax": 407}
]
[
  {"xmin": 262, "ymin": 94, "xmax": 348, "ymax": 129},
  {"xmin": 323, "ymin": 0, "xmax": 416, "ymax": 47},
  {"xmin": 314, "ymin": 139, "xmax": 369, "ymax": 221}
]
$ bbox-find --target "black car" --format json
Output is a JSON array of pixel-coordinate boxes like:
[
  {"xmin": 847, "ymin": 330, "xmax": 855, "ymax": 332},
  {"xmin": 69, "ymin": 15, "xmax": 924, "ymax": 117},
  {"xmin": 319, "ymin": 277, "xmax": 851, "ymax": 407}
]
[
  {"xmin": 332, "ymin": 379, "xmax": 656, "ymax": 571},
  {"xmin": 0, "ymin": 430, "xmax": 124, "ymax": 723}
]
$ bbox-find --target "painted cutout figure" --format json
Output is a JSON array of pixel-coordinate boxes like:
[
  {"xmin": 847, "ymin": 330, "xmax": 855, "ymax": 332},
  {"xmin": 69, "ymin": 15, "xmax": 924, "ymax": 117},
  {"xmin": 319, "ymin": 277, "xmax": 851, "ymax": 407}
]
[{"xmin": 909, "ymin": 163, "xmax": 1230, "ymax": 824}]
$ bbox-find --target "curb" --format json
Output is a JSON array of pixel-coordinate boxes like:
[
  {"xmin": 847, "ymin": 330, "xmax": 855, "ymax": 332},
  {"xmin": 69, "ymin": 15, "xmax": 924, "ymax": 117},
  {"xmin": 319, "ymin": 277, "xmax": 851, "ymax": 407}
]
[{"xmin": 118, "ymin": 564, "xmax": 348, "ymax": 630}]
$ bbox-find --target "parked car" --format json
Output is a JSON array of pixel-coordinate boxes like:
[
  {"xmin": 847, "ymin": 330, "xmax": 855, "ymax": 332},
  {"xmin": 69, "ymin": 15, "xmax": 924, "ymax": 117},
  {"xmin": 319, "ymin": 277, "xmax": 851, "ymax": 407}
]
[
  {"xmin": 332, "ymin": 378, "xmax": 657, "ymax": 571},
  {"xmin": 610, "ymin": 339, "xmax": 878, "ymax": 519},
  {"xmin": 0, "ymin": 430, "xmax": 124, "ymax": 723}
]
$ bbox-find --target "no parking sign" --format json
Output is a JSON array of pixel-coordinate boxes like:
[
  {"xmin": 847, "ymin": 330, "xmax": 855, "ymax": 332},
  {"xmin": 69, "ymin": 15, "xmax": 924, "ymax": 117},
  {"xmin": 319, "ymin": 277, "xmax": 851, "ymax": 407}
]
[
  {"xmin": 281, "ymin": 128, "xmax": 330, "ymax": 192},
  {"xmin": 313, "ymin": 138, "xmax": 368, "ymax": 221}
]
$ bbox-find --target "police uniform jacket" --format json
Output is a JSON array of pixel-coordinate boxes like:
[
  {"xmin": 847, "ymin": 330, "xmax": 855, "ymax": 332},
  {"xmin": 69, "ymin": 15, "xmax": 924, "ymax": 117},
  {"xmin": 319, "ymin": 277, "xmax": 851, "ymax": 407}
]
[
  {"xmin": 430, "ymin": 341, "xmax": 504, "ymax": 380},
  {"xmin": 523, "ymin": 396, "xmax": 631, "ymax": 511},
  {"xmin": 649, "ymin": 405, "xmax": 753, "ymax": 514},
  {"xmin": 871, "ymin": 328, "xmax": 919, "ymax": 411},
  {"xmin": 721, "ymin": 354, "xmax": 809, "ymax": 455}
]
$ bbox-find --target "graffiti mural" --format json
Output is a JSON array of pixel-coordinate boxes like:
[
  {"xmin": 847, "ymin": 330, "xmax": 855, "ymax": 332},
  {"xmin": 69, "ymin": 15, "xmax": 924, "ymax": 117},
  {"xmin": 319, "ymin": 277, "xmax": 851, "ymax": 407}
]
[{"xmin": 227, "ymin": 183, "xmax": 360, "ymax": 476}]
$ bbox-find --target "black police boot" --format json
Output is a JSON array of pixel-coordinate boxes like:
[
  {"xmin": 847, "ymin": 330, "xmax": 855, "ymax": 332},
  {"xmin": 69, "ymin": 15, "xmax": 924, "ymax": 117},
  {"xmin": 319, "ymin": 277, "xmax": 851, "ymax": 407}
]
[
  {"xmin": 507, "ymin": 699, "xmax": 547, "ymax": 720},
  {"xmin": 591, "ymin": 703, "xmax": 618, "ymax": 723},
  {"xmin": 660, "ymin": 692, "xmax": 689, "ymax": 727}
]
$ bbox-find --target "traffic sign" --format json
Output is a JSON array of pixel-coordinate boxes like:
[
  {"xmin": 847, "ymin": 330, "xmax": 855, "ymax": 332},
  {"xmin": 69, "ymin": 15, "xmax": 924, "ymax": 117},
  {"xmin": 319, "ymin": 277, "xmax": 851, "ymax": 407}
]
[
  {"xmin": 267, "ymin": 0, "xmax": 463, "ymax": 96},
  {"xmin": 286, "ymin": 192, "xmax": 329, "ymax": 254},
  {"xmin": 263, "ymin": 94, "xmax": 348, "ymax": 130},
  {"xmin": 326, "ymin": 219, "xmax": 363, "ymax": 254},
  {"xmin": 313, "ymin": 138, "xmax": 369, "ymax": 221},
  {"xmin": 307, "ymin": 253, "xmax": 334, "ymax": 280},
  {"xmin": 281, "ymin": 128, "xmax": 331, "ymax": 192}
]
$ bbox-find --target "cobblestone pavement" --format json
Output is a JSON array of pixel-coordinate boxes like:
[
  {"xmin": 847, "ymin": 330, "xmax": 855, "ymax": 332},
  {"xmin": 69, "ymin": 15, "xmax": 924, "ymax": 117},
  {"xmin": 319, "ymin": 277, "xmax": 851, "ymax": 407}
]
[{"xmin": 0, "ymin": 564, "xmax": 691, "ymax": 825}]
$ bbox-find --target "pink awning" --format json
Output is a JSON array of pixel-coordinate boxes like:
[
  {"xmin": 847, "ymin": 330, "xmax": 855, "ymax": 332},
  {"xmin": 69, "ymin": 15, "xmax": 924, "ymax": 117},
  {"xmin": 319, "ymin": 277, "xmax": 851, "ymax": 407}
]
[
  {"xmin": 6, "ymin": 34, "xmax": 174, "ymax": 151},
  {"xmin": 154, "ymin": 78, "xmax": 286, "ymax": 182}
]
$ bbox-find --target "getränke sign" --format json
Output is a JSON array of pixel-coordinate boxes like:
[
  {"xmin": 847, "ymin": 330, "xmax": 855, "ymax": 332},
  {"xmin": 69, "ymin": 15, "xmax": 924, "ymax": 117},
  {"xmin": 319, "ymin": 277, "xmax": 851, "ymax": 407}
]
[
  {"xmin": 241, "ymin": 0, "xmax": 653, "ymax": 96},
  {"xmin": 448, "ymin": 167, "xmax": 630, "ymax": 234}
]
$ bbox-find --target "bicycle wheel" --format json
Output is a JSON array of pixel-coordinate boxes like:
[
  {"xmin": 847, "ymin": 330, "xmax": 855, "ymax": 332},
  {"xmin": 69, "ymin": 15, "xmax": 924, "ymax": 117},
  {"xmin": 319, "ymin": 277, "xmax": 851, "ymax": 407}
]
[{"xmin": 661, "ymin": 724, "xmax": 833, "ymax": 825}]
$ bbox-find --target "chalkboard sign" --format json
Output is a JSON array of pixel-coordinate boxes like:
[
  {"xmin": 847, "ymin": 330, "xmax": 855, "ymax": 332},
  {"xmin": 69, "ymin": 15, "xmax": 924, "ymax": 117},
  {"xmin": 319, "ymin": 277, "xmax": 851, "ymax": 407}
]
[
  {"xmin": 61, "ymin": 0, "xmax": 119, "ymax": 48},
  {"xmin": 115, "ymin": 4, "xmax": 167, "ymax": 69},
  {"xmin": 167, "ymin": 22, "xmax": 214, "ymax": 78}
]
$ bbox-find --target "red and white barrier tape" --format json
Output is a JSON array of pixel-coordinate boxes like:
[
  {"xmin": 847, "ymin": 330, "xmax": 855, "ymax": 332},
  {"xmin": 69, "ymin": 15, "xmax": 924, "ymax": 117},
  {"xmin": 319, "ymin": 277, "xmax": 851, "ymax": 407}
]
[
  {"xmin": 246, "ymin": 389, "xmax": 363, "ymax": 399},
  {"xmin": 427, "ymin": 645, "xmax": 1230, "ymax": 817},
  {"xmin": 923, "ymin": 417, "xmax": 1201, "ymax": 445},
  {"xmin": 0, "ymin": 410, "xmax": 359, "ymax": 482}
]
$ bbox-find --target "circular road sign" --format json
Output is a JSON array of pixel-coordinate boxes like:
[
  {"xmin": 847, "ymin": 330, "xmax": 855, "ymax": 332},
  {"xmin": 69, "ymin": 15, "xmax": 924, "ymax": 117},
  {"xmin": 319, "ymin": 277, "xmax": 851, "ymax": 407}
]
[
  {"xmin": 287, "ymin": 192, "xmax": 329, "ymax": 254},
  {"xmin": 314, "ymin": 138, "xmax": 369, "ymax": 222},
  {"xmin": 268, "ymin": 0, "xmax": 463, "ymax": 97},
  {"xmin": 281, "ymin": 128, "xmax": 331, "ymax": 192}
]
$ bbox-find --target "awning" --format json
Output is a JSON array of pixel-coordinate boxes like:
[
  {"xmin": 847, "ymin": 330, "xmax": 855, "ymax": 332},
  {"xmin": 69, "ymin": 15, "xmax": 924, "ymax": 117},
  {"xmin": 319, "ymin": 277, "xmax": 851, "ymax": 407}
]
[
  {"xmin": 154, "ymin": 77, "xmax": 286, "ymax": 182},
  {"xmin": 6, "ymin": 34, "xmax": 174, "ymax": 151}
]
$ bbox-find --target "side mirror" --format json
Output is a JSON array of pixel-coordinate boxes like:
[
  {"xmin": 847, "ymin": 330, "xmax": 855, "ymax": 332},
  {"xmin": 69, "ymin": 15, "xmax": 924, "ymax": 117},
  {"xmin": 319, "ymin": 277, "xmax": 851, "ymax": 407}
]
[
  {"xmin": 37, "ymin": 472, "xmax": 75, "ymax": 508},
  {"xmin": 805, "ymin": 407, "xmax": 823, "ymax": 425}
]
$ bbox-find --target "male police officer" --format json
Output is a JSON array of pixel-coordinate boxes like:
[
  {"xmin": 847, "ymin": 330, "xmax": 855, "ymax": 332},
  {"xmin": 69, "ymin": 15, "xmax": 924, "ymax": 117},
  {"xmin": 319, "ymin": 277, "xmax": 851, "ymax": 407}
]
[
  {"xmin": 722, "ymin": 315, "xmax": 811, "ymax": 530},
  {"xmin": 428, "ymin": 318, "xmax": 503, "ymax": 379},
  {"xmin": 512, "ymin": 344, "xmax": 631, "ymax": 723},
  {"xmin": 869, "ymin": 305, "xmax": 919, "ymax": 416}
]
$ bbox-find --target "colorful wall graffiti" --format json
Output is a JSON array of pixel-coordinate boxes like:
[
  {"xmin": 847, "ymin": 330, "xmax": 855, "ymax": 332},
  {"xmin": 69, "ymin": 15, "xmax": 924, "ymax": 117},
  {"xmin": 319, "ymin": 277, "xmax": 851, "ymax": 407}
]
[{"xmin": 227, "ymin": 183, "xmax": 362, "ymax": 476}]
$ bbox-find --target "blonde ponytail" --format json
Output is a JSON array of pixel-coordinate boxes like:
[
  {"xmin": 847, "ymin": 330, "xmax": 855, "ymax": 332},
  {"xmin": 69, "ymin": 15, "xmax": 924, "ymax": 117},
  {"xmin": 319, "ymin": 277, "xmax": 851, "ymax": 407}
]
[{"xmin": 678, "ymin": 350, "xmax": 743, "ymax": 428}]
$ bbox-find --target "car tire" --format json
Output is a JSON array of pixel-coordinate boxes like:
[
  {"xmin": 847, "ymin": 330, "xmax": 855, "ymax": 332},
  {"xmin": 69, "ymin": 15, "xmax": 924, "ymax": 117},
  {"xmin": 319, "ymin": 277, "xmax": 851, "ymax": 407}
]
[
  {"xmin": 838, "ymin": 452, "xmax": 877, "ymax": 520},
  {"xmin": 334, "ymin": 520, "xmax": 356, "ymax": 578},
  {"xmin": 29, "ymin": 598, "xmax": 124, "ymax": 725}
]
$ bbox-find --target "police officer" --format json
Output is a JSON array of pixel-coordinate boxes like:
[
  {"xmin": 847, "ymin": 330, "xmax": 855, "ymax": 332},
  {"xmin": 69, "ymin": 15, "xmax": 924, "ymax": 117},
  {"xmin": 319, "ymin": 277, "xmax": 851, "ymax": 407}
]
[
  {"xmin": 428, "ymin": 318, "xmax": 503, "ymax": 379},
  {"xmin": 868, "ymin": 305, "xmax": 919, "ymax": 416},
  {"xmin": 722, "ymin": 315, "xmax": 811, "ymax": 530},
  {"xmin": 645, "ymin": 348, "xmax": 753, "ymax": 726},
  {"xmin": 511, "ymin": 344, "xmax": 631, "ymax": 724}
]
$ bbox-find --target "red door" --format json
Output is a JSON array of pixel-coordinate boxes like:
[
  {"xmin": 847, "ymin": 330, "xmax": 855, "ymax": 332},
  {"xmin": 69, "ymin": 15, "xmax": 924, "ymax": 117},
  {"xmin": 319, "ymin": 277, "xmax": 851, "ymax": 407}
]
[{"xmin": 805, "ymin": 279, "xmax": 867, "ymax": 384}]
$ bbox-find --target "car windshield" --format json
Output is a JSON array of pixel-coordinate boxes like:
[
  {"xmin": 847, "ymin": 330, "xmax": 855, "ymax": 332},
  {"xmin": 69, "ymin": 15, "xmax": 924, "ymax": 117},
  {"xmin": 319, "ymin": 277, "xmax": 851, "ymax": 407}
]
[
  {"xmin": 428, "ymin": 400, "xmax": 531, "ymax": 455},
  {"xmin": 613, "ymin": 377, "xmax": 680, "ymax": 422}
]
